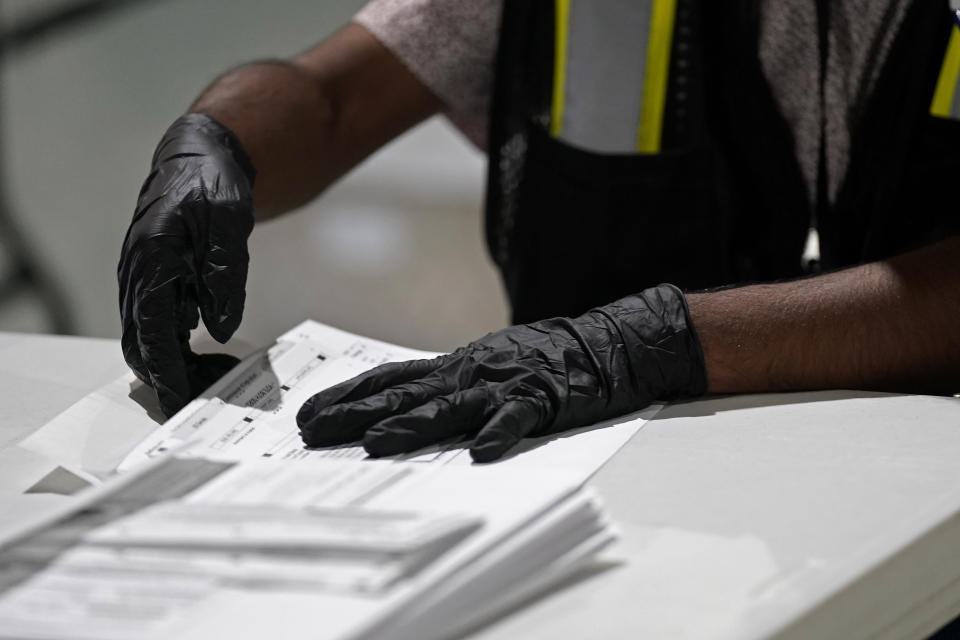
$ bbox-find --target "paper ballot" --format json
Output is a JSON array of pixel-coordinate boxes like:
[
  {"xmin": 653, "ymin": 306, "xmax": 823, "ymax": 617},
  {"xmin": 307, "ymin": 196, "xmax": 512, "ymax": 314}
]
[
  {"xmin": 0, "ymin": 455, "xmax": 615, "ymax": 640},
  {"xmin": 116, "ymin": 320, "xmax": 659, "ymax": 480}
]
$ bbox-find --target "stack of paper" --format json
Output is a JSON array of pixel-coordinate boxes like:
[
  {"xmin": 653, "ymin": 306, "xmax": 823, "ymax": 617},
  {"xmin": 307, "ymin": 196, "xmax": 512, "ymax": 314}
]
[
  {"xmin": 3, "ymin": 319, "xmax": 658, "ymax": 638},
  {"xmin": 0, "ymin": 454, "xmax": 615, "ymax": 640}
]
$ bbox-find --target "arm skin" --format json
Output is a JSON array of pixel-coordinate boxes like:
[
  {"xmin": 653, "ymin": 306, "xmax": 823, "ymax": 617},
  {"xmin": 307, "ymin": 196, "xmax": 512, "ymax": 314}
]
[
  {"xmin": 189, "ymin": 23, "xmax": 443, "ymax": 219},
  {"xmin": 691, "ymin": 236, "xmax": 960, "ymax": 396}
]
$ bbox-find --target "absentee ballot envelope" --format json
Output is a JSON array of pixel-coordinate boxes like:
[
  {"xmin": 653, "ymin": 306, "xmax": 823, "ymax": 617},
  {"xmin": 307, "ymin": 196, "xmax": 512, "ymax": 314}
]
[{"xmin": 0, "ymin": 454, "xmax": 616, "ymax": 640}]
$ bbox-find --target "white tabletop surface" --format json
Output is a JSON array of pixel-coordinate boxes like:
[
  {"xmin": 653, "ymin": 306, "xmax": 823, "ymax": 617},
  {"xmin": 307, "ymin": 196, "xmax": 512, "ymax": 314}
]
[{"xmin": 2, "ymin": 331, "xmax": 960, "ymax": 640}]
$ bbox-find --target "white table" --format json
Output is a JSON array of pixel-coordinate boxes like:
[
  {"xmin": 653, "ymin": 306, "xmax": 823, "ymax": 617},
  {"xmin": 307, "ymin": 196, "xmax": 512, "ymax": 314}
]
[{"xmin": 2, "ymin": 332, "xmax": 960, "ymax": 639}]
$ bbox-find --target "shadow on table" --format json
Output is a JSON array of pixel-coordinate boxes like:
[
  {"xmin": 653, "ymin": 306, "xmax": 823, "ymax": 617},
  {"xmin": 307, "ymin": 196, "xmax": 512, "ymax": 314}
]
[
  {"xmin": 653, "ymin": 389, "xmax": 912, "ymax": 421},
  {"xmin": 495, "ymin": 413, "xmax": 643, "ymax": 463},
  {"xmin": 126, "ymin": 379, "xmax": 166, "ymax": 425}
]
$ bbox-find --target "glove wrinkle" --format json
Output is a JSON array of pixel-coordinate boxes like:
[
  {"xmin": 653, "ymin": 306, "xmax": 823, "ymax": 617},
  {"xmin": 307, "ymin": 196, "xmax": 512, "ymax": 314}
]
[
  {"xmin": 593, "ymin": 306, "xmax": 637, "ymax": 390},
  {"xmin": 299, "ymin": 357, "xmax": 445, "ymax": 421},
  {"xmin": 299, "ymin": 376, "xmax": 449, "ymax": 447},
  {"xmin": 557, "ymin": 315, "xmax": 611, "ymax": 407},
  {"xmin": 363, "ymin": 386, "xmax": 491, "ymax": 457},
  {"xmin": 471, "ymin": 395, "xmax": 545, "ymax": 463}
]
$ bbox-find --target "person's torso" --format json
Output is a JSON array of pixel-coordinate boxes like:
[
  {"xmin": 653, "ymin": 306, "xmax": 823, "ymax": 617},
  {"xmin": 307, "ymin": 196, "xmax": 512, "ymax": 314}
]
[{"xmin": 485, "ymin": 0, "xmax": 959, "ymax": 323}]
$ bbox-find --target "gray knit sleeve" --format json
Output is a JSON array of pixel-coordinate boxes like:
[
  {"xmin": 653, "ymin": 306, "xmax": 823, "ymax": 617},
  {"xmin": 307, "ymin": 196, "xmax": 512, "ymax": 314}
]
[{"xmin": 354, "ymin": 0, "xmax": 502, "ymax": 148}]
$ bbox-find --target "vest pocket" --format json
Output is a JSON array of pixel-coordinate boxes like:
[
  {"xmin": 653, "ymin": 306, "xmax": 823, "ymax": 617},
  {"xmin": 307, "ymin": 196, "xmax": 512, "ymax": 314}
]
[{"xmin": 507, "ymin": 126, "xmax": 729, "ymax": 322}]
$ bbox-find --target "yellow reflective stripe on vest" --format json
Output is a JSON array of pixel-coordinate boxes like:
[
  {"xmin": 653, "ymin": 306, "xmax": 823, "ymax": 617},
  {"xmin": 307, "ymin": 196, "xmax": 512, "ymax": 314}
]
[
  {"xmin": 931, "ymin": 25, "xmax": 960, "ymax": 118},
  {"xmin": 549, "ymin": 0, "xmax": 678, "ymax": 154},
  {"xmin": 637, "ymin": 0, "xmax": 677, "ymax": 153},
  {"xmin": 551, "ymin": 0, "xmax": 572, "ymax": 138}
]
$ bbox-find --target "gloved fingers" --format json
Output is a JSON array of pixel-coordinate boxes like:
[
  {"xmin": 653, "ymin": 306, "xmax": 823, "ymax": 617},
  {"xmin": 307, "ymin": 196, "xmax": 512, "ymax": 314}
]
[
  {"xmin": 469, "ymin": 395, "xmax": 549, "ymax": 463},
  {"xmin": 298, "ymin": 356, "xmax": 447, "ymax": 422},
  {"xmin": 119, "ymin": 218, "xmax": 197, "ymax": 385},
  {"xmin": 362, "ymin": 386, "xmax": 492, "ymax": 457},
  {"xmin": 298, "ymin": 373, "xmax": 451, "ymax": 448},
  {"xmin": 119, "ymin": 252, "xmax": 151, "ymax": 384},
  {"xmin": 121, "ymin": 320, "xmax": 149, "ymax": 385},
  {"xmin": 135, "ymin": 270, "xmax": 193, "ymax": 418},
  {"xmin": 198, "ymin": 201, "xmax": 254, "ymax": 344},
  {"xmin": 176, "ymin": 278, "xmax": 202, "ymax": 334},
  {"xmin": 133, "ymin": 286, "xmax": 239, "ymax": 409}
]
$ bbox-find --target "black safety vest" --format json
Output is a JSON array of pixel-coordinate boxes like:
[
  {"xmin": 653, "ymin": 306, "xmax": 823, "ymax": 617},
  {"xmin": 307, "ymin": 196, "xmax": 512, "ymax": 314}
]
[{"xmin": 485, "ymin": 0, "xmax": 958, "ymax": 324}]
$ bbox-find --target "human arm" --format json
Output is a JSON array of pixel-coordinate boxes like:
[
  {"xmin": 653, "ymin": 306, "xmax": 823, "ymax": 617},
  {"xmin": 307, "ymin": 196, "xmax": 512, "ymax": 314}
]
[
  {"xmin": 693, "ymin": 235, "xmax": 960, "ymax": 396},
  {"xmin": 190, "ymin": 23, "xmax": 442, "ymax": 219},
  {"xmin": 118, "ymin": 23, "xmax": 443, "ymax": 416},
  {"xmin": 297, "ymin": 237, "xmax": 960, "ymax": 461}
]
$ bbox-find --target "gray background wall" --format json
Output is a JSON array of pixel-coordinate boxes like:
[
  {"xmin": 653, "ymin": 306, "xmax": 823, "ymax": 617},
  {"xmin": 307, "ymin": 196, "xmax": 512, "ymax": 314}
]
[{"xmin": 0, "ymin": 0, "xmax": 509, "ymax": 356}]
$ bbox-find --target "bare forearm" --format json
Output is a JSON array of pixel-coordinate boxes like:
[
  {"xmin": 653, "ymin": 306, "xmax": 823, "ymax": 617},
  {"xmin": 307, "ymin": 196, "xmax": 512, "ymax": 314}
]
[
  {"xmin": 190, "ymin": 60, "xmax": 333, "ymax": 219},
  {"xmin": 189, "ymin": 23, "xmax": 441, "ymax": 219},
  {"xmin": 689, "ymin": 237, "xmax": 960, "ymax": 395}
]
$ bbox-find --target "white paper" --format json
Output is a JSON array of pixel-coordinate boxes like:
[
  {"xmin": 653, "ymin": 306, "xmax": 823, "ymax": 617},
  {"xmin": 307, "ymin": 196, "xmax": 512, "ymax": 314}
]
[
  {"xmin": 0, "ymin": 455, "xmax": 608, "ymax": 640},
  {"xmin": 0, "ymin": 568, "xmax": 216, "ymax": 640},
  {"xmin": 118, "ymin": 320, "xmax": 656, "ymax": 482},
  {"xmin": 118, "ymin": 321, "xmax": 440, "ymax": 471},
  {"xmin": 86, "ymin": 502, "xmax": 479, "ymax": 555},
  {"xmin": 18, "ymin": 372, "xmax": 161, "ymax": 481}
]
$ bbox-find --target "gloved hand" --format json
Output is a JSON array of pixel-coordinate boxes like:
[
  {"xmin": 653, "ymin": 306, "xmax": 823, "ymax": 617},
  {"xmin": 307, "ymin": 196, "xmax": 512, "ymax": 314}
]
[
  {"xmin": 297, "ymin": 284, "xmax": 707, "ymax": 462},
  {"xmin": 118, "ymin": 114, "xmax": 256, "ymax": 417}
]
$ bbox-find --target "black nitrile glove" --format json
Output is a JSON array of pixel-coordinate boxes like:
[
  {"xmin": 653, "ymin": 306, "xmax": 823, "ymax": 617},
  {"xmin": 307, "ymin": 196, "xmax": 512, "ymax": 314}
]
[
  {"xmin": 297, "ymin": 284, "xmax": 707, "ymax": 462},
  {"xmin": 118, "ymin": 114, "xmax": 256, "ymax": 417}
]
